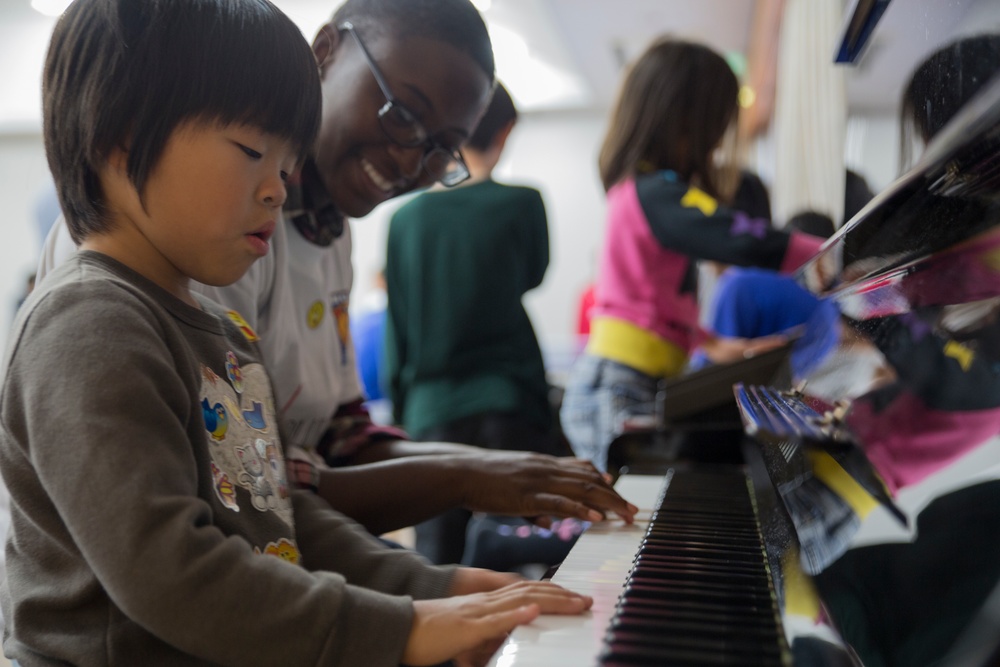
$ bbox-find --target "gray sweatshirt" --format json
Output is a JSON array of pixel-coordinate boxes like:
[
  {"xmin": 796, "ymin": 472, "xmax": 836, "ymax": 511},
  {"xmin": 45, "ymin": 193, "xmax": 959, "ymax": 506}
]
[{"xmin": 0, "ymin": 251, "xmax": 454, "ymax": 666}]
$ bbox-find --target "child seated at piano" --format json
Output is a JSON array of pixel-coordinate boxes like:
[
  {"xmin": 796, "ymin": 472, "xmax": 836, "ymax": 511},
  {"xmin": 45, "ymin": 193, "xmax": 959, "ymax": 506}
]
[
  {"xmin": 0, "ymin": 1, "xmax": 593, "ymax": 665},
  {"xmin": 559, "ymin": 36, "xmax": 826, "ymax": 472}
]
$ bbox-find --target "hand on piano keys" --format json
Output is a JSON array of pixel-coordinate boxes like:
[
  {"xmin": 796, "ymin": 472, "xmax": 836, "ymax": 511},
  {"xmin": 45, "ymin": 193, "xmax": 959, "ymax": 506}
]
[
  {"xmin": 487, "ymin": 475, "xmax": 666, "ymax": 667},
  {"xmin": 455, "ymin": 452, "xmax": 639, "ymax": 526},
  {"xmin": 405, "ymin": 579, "xmax": 595, "ymax": 667}
]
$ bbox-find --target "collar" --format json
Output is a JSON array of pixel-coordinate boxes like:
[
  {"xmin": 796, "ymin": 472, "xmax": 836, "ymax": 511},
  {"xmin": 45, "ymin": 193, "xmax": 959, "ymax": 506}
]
[{"xmin": 285, "ymin": 159, "xmax": 345, "ymax": 247}]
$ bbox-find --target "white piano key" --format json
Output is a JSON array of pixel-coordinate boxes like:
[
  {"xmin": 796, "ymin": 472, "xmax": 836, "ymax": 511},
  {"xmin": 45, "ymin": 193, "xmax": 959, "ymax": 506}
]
[{"xmin": 487, "ymin": 474, "xmax": 667, "ymax": 667}]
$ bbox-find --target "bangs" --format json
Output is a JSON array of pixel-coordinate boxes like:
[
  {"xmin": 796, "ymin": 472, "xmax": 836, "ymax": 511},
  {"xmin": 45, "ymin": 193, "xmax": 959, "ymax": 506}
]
[
  {"xmin": 164, "ymin": 4, "xmax": 320, "ymax": 157},
  {"xmin": 120, "ymin": 0, "xmax": 321, "ymax": 189}
]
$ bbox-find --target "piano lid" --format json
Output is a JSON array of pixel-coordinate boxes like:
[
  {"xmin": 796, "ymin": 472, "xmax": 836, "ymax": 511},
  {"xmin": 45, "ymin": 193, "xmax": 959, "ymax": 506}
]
[
  {"xmin": 798, "ymin": 71, "xmax": 1000, "ymax": 306},
  {"xmin": 752, "ymin": 46, "xmax": 1000, "ymax": 667}
]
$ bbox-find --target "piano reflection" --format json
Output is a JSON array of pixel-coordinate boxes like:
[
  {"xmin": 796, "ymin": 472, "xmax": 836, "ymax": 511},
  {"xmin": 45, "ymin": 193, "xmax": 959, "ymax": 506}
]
[{"xmin": 488, "ymin": 42, "xmax": 1000, "ymax": 667}]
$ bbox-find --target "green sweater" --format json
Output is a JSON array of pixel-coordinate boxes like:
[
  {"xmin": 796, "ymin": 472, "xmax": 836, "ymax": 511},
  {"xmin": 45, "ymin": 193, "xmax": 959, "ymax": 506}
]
[{"xmin": 385, "ymin": 179, "xmax": 552, "ymax": 438}]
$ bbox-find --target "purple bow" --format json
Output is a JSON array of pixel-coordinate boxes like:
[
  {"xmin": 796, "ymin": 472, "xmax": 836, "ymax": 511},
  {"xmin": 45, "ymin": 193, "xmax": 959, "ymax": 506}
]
[
  {"xmin": 730, "ymin": 213, "xmax": 768, "ymax": 239},
  {"xmin": 899, "ymin": 311, "xmax": 933, "ymax": 341}
]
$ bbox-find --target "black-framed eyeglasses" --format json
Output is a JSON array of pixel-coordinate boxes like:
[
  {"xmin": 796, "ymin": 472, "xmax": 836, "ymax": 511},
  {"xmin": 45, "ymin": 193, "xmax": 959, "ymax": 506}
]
[{"xmin": 339, "ymin": 21, "xmax": 470, "ymax": 187}]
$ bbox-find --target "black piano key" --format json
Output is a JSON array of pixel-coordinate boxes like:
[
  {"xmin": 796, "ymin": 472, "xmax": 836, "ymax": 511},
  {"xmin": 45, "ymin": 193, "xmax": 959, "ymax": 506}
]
[
  {"xmin": 621, "ymin": 584, "xmax": 771, "ymax": 609},
  {"xmin": 631, "ymin": 553, "xmax": 765, "ymax": 575},
  {"xmin": 610, "ymin": 605, "xmax": 779, "ymax": 630},
  {"xmin": 625, "ymin": 570, "xmax": 772, "ymax": 593},
  {"xmin": 606, "ymin": 629, "xmax": 785, "ymax": 658},
  {"xmin": 598, "ymin": 467, "xmax": 790, "ymax": 667},
  {"xmin": 601, "ymin": 640, "xmax": 781, "ymax": 666}
]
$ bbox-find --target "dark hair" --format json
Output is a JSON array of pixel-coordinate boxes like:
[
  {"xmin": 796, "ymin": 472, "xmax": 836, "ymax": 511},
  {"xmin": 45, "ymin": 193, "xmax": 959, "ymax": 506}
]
[
  {"xmin": 330, "ymin": 0, "xmax": 494, "ymax": 83},
  {"xmin": 598, "ymin": 37, "xmax": 739, "ymax": 196},
  {"xmin": 732, "ymin": 170, "xmax": 772, "ymax": 221},
  {"xmin": 466, "ymin": 82, "xmax": 517, "ymax": 152},
  {"xmin": 844, "ymin": 168, "xmax": 875, "ymax": 224},
  {"xmin": 900, "ymin": 34, "xmax": 1000, "ymax": 170},
  {"xmin": 44, "ymin": 0, "xmax": 321, "ymax": 244},
  {"xmin": 787, "ymin": 210, "xmax": 836, "ymax": 239}
]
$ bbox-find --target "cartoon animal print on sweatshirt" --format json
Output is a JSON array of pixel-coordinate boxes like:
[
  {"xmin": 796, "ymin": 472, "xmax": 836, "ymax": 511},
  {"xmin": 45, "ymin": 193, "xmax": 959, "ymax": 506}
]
[
  {"xmin": 236, "ymin": 444, "xmax": 278, "ymax": 511},
  {"xmin": 198, "ymin": 359, "xmax": 293, "ymax": 526}
]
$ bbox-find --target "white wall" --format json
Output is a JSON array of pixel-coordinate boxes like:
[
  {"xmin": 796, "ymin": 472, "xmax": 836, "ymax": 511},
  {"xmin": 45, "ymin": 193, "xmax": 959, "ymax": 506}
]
[{"xmin": 0, "ymin": 132, "xmax": 51, "ymax": 352}]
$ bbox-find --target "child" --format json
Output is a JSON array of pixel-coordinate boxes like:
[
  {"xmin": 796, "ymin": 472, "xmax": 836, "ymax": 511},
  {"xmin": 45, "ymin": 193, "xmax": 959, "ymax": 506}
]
[
  {"xmin": 559, "ymin": 37, "xmax": 825, "ymax": 471},
  {"xmin": 34, "ymin": 0, "xmax": 637, "ymax": 544},
  {"xmin": 1, "ymin": 1, "xmax": 592, "ymax": 665}
]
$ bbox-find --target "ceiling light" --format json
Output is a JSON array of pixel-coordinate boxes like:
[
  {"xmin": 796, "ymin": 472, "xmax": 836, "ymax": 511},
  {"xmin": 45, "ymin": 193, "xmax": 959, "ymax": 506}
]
[
  {"xmin": 31, "ymin": 0, "xmax": 72, "ymax": 18},
  {"xmin": 471, "ymin": 0, "xmax": 492, "ymax": 11}
]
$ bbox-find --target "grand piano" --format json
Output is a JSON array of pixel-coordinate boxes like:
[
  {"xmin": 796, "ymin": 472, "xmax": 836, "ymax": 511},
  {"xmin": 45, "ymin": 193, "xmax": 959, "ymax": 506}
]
[{"xmin": 488, "ymin": 29, "xmax": 1000, "ymax": 667}]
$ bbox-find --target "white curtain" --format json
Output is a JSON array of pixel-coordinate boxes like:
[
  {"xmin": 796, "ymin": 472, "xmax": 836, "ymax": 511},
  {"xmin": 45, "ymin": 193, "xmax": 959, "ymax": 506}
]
[{"xmin": 771, "ymin": 0, "xmax": 847, "ymax": 227}]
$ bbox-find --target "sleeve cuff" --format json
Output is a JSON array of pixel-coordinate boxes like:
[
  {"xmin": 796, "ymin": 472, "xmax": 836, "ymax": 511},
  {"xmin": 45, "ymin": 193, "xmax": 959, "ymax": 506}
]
[{"xmin": 780, "ymin": 232, "xmax": 826, "ymax": 273}]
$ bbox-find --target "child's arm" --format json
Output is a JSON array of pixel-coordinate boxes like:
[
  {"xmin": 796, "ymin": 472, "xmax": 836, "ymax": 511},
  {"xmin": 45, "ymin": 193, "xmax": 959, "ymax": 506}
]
[
  {"xmin": 632, "ymin": 174, "xmax": 825, "ymax": 270},
  {"xmin": 292, "ymin": 492, "xmax": 595, "ymax": 666},
  {"xmin": 292, "ymin": 490, "xmax": 457, "ymax": 598},
  {"xmin": 1, "ymin": 282, "xmax": 415, "ymax": 666},
  {"xmin": 313, "ymin": 451, "xmax": 637, "ymax": 535}
]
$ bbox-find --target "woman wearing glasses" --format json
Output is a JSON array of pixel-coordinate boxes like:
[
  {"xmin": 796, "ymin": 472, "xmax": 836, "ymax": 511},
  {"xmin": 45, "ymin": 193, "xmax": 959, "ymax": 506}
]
[{"xmin": 36, "ymin": 0, "xmax": 634, "ymax": 547}]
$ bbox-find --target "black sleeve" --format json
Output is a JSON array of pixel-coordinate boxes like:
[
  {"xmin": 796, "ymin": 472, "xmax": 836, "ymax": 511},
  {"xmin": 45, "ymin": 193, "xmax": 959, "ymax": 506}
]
[{"xmin": 635, "ymin": 172, "xmax": 792, "ymax": 269}]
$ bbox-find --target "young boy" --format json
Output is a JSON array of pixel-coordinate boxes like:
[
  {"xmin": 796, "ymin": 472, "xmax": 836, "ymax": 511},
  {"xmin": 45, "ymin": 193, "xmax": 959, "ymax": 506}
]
[{"xmin": 0, "ymin": 1, "xmax": 591, "ymax": 665}]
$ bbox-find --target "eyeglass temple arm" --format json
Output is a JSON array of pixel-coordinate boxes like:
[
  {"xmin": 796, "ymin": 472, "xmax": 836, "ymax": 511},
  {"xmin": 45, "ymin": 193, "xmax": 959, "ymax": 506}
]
[{"xmin": 338, "ymin": 22, "xmax": 399, "ymax": 106}]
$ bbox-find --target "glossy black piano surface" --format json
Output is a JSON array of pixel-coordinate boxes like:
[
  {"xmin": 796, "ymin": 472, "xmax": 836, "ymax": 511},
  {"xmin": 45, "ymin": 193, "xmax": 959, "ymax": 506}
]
[{"xmin": 597, "ymin": 61, "xmax": 1000, "ymax": 667}]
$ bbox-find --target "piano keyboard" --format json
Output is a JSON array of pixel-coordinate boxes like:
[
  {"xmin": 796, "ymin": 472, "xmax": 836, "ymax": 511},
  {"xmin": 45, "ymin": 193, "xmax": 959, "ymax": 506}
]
[{"xmin": 489, "ymin": 468, "xmax": 789, "ymax": 667}]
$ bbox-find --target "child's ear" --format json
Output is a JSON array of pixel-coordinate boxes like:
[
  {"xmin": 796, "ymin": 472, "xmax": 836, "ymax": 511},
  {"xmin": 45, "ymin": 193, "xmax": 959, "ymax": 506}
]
[
  {"xmin": 312, "ymin": 24, "xmax": 342, "ymax": 77},
  {"xmin": 106, "ymin": 144, "xmax": 129, "ymax": 174}
]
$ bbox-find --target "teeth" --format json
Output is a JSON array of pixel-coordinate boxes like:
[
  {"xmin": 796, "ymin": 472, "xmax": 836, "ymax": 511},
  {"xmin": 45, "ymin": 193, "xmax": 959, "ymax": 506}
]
[{"xmin": 361, "ymin": 158, "xmax": 393, "ymax": 193}]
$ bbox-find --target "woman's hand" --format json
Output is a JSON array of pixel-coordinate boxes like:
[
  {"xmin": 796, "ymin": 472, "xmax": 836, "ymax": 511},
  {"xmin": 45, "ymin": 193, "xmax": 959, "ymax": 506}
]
[{"xmin": 456, "ymin": 452, "xmax": 638, "ymax": 525}]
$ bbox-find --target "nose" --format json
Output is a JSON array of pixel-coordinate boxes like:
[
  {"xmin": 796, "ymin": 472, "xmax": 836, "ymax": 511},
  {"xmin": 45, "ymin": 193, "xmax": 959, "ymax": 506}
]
[
  {"xmin": 386, "ymin": 143, "xmax": 426, "ymax": 183},
  {"xmin": 259, "ymin": 172, "xmax": 288, "ymax": 209}
]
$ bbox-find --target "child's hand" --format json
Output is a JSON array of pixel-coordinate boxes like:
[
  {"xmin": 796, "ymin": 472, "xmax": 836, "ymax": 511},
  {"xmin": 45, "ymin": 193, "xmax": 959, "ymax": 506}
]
[
  {"xmin": 402, "ymin": 581, "xmax": 593, "ymax": 666},
  {"xmin": 448, "ymin": 567, "xmax": 523, "ymax": 595},
  {"xmin": 701, "ymin": 332, "xmax": 787, "ymax": 364}
]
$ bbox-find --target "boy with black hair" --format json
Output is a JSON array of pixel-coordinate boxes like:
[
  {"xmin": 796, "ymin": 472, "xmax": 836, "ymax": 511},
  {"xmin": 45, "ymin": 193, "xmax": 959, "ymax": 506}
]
[{"xmin": 2, "ymin": 1, "xmax": 591, "ymax": 665}]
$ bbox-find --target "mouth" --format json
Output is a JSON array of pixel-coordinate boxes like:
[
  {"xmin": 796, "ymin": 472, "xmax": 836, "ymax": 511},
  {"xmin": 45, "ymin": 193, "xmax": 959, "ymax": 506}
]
[
  {"xmin": 360, "ymin": 157, "xmax": 396, "ymax": 194},
  {"xmin": 246, "ymin": 221, "xmax": 276, "ymax": 255}
]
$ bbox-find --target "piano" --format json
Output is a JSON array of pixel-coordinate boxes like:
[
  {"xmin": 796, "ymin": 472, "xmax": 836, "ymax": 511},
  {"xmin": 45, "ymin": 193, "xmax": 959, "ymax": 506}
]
[{"xmin": 489, "ymin": 31, "xmax": 1000, "ymax": 667}]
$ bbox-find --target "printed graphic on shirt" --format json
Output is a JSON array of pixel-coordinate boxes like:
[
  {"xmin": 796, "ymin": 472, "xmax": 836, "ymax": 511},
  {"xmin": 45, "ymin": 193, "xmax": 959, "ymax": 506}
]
[
  {"xmin": 241, "ymin": 401, "xmax": 268, "ymax": 430},
  {"xmin": 202, "ymin": 398, "xmax": 229, "ymax": 441},
  {"xmin": 332, "ymin": 292, "xmax": 350, "ymax": 365},
  {"xmin": 945, "ymin": 340, "xmax": 975, "ymax": 371},
  {"xmin": 730, "ymin": 212, "xmax": 769, "ymax": 239},
  {"xmin": 680, "ymin": 187, "xmax": 718, "ymax": 216},
  {"xmin": 225, "ymin": 351, "xmax": 244, "ymax": 393},
  {"xmin": 255, "ymin": 537, "xmax": 301, "ymax": 565},
  {"xmin": 306, "ymin": 300, "xmax": 324, "ymax": 329},
  {"xmin": 199, "ymin": 360, "xmax": 293, "ymax": 526},
  {"xmin": 210, "ymin": 462, "xmax": 239, "ymax": 511},
  {"xmin": 225, "ymin": 310, "xmax": 259, "ymax": 342}
]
